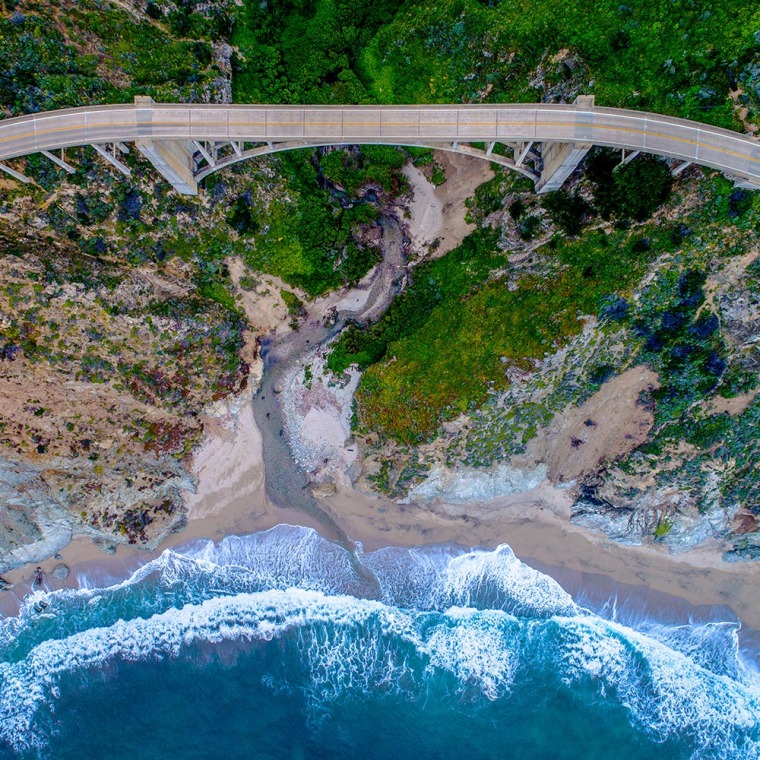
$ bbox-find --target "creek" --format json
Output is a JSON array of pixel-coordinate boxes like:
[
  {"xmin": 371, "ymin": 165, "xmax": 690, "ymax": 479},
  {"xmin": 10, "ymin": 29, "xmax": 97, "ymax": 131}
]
[{"xmin": 251, "ymin": 215, "xmax": 405, "ymax": 547}]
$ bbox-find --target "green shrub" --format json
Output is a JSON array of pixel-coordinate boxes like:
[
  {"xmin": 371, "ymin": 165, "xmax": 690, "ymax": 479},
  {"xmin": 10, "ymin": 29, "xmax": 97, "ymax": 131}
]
[
  {"xmin": 541, "ymin": 190, "xmax": 593, "ymax": 236},
  {"xmin": 227, "ymin": 195, "xmax": 260, "ymax": 235},
  {"xmin": 611, "ymin": 157, "xmax": 673, "ymax": 221},
  {"xmin": 587, "ymin": 149, "xmax": 672, "ymax": 221},
  {"xmin": 328, "ymin": 228, "xmax": 503, "ymax": 375},
  {"xmin": 518, "ymin": 215, "xmax": 542, "ymax": 240},
  {"xmin": 281, "ymin": 289, "xmax": 304, "ymax": 315}
]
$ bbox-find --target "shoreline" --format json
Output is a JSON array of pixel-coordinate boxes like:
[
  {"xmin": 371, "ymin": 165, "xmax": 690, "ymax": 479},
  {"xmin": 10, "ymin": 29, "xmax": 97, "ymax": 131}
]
[{"xmin": 4, "ymin": 471, "xmax": 760, "ymax": 633}]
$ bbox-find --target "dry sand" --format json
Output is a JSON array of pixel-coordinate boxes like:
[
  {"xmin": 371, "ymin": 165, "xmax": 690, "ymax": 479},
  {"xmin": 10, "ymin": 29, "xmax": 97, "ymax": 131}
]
[
  {"xmin": 403, "ymin": 152, "xmax": 493, "ymax": 257},
  {"xmin": 5, "ymin": 407, "xmax": 760, "ymax": 630}
]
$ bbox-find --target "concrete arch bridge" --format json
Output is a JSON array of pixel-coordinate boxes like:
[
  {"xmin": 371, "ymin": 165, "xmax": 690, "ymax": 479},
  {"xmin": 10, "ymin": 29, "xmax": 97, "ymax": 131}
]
[{"xmin": 0, "ymin": 95, "xmax": 758, "ymax": 195}]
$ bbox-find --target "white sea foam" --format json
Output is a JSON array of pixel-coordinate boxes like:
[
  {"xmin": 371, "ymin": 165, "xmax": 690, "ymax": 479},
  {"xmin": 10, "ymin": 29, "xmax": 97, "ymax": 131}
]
[
  {"xmin": 422, "ymin": 609, "xmax": 520, "ymax": 700},
  {"xmin": 365, "ymin": 542, "xmax": 578, "ymax": 617},
  {"xmin": 1, "ymin": 527, "xmax": 758, "ymax": 758},
  {"xmin": 552, "ymin": 615, "xmax": 760, "ymax": 757},
  {"xmin": 0, "ymin": 590, "xmax": 398, "ymax": 752},
  {"xmin": 0, "ymin": 589, "xmax": 521, "ymax": 752},
  {"xmin": 184, "ymin": 525, "xmax": 362, "ymax": 594},
  {"xmin": 642, "ymin": 620, "xmax": 744, "ymax": 679}
]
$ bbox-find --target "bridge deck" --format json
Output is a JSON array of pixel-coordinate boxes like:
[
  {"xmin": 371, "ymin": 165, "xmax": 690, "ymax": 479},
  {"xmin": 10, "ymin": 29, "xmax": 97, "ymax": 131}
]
[{"xmin": 0, "ymin": 102, "xmax": 758, "ymax": 189}]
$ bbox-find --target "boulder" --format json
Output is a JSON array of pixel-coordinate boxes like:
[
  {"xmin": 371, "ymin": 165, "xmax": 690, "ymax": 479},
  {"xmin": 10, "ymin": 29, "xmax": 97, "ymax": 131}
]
[{"xmin": 51, "ymin": 563, "xmax": 70, "ymax": 580}]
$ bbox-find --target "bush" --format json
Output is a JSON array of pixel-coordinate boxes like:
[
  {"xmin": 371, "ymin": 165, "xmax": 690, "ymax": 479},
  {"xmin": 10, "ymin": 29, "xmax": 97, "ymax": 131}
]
[
  {"xmin": 611, "ymin": 156, "xmax": 673, "ymax": 221},
  {"xmin": 508, "ymin": 198, "xmax": 526, "ymax": 219},
  {"xmin": 518, "ymin": 215, "xmax": 542, "ymax": 240},
  {"xmin": 118, "ymin": 190, "xmax": 143, "ymax": 223},
  {"xmin": 281, "ymin": 289, "xmax": 304, "ymax": 316},
  {"xmin": 587, "ymin": 149, "xmax": 672, "ymax": 221},
  {"xmin": 541, "ymin": 189, "xmax": 593, "ymax": 236},
  {"xmin": 227, "ymin": 194, "xmax": 260, "ymax": 235}
]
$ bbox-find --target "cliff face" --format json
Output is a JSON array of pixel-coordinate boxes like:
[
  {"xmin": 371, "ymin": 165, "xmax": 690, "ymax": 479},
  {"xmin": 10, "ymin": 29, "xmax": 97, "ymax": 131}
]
[
  {"xmin": 0, "ymin": 456, "xmax": 72, "ymax": 571},
  {"xmin": 337, "ymin": 161, "xmax": 760, "ymax": 558},
  {"xmin": 0, "ymin": 0, "xmax": 246, "ymax": 571},
  {"xmin": 0, "ymin": 223, "xmax": 249, "ymax": 570},
  {"xmin": 570, "ymin": 243, "xmax": 760, "ymax": 559}
]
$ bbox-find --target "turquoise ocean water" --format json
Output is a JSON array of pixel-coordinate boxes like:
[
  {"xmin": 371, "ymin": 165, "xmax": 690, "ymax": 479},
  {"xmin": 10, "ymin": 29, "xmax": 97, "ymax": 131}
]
[{"xmin": 1, "ymin": 525, "xmax": 759, "ymax": 759}]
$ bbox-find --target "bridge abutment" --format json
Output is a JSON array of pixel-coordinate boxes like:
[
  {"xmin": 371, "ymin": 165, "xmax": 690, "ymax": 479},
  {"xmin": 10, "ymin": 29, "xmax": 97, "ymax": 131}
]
[
  {"xmin": 535, "ymin": 141, "xmax": 592, "ymax": 193},
  {"xmin": 136, "ymin": 139, "xmax": 197, "ymax": 195}
]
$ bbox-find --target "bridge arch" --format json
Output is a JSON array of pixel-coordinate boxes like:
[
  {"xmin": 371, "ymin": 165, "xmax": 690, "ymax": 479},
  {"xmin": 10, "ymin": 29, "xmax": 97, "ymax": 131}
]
[{"xmin": 192, "ymin": 139, "xmax": 540, "ymax": 183}]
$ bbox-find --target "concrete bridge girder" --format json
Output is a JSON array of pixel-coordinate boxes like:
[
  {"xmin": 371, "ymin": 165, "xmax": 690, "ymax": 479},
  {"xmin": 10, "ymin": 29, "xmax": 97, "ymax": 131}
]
[
  {"xmin": 1, "ymin": 96, "xmax": 759, "ymax": 195},
  {"xmin": 192, "ymin": 139, "xmax": 542, "ymax": 184}
]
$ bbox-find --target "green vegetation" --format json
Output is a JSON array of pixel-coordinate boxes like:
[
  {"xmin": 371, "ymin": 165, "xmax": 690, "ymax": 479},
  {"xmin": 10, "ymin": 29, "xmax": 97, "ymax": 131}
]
[
  {"xmin": 228, "ymin": 0, "xmax": 760, "ymax": 132},
  {"xmin": 240, "ymin": 151, "xmax": 388, "ymax": 296},
  {"xmin": 281, "ymin": 289, "xmax": 304, "ymax": 316},
  {"xmin": 0, "ymin": 1, "xmax": 226, "ymax": 114},
  {"xmin": 335, "ymin": 141, "xmax": 685, "ymax": 445},
  {"xmin": 360, "ymin": 0, "xmax": 760, "ymax": 128},
  {"xmin": 353, "ymin": 222, "xmax": 661, "ymax": 443},
  {"xmin": 328, "ymin": 229, "xmax": 505, "ymax": 376},
  {"xmin": 319, "ymin": 146, "xmax": 407, "ymax": 194},
  {"xmin": 586, "ymin": 150, "xmax": 673, "ymax": 221},
  {"xmin": 654, "ymin": 518, "xmax": 672, "ymax": 539},
  {"xmin": 632, "ymin": 267, "xmax": 726, "ymax": 424},
  {"xmin": 430, "ymin": 163, "xmax": 447, "ymax": 187},
  {"xmin": 541, "ymin": 190, "xmax": 593, "ymax": 236},
  {"xmin": 231, "ymin": 0, "xmax": 405, "ymax": 103}
]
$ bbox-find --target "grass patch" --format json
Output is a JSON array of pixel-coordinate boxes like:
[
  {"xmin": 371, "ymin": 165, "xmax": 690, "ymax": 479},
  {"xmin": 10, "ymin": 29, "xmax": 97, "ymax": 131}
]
[
  {"xmin": 343, "ymin": 223, "xmax": 665, "ymax": 443},
  {"xmin": 328, "ymin": 228, "xmax": 504, "ymax": 375}
]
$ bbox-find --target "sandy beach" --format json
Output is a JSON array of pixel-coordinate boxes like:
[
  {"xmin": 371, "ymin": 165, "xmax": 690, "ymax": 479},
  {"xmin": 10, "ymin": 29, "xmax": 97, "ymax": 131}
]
[{"xmin": 4, "ymin": 398, "xmax": 760, "ymax": 630}]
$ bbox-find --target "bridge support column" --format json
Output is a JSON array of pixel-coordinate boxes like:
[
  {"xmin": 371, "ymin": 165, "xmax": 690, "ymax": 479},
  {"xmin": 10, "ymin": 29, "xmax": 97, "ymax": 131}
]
[
  {"xmin": 621, "ymin": 149, "xmax": 640, "ymax": 165},
  {"xmin": 672, "ymin": 161, "xmax": 692, "ymax": 176},
  {"xmin": 535, "ymin": 95, "xmax": 594, "ymax": 193},
  {"xmin": 0, "ymin": 162, "xmax": 31, "ymax": 184},
  {"xmin": 734, "ymin": 177, "xmax": 760, "ymax": 191},
  {"xmin": 92, "ymin": 143, "xmax": 131, "ymax": 177},
  {"xmin": 535, "ymin": 141, "xmax": 592, "ymax": 193},
  {"xmin": 136, "ymin": 139, "xmax": 197, "ymax": 195},
  {"xmin": 41, "ymin": 149, "xmax": 76, "ymax": 174},
  {"xmin": 513, "ymin": 141, "xmax": 534, "ymax": 167},
  {"xmin": 134, "ymin": 96, "xmax": 197, "ymax": 195}
]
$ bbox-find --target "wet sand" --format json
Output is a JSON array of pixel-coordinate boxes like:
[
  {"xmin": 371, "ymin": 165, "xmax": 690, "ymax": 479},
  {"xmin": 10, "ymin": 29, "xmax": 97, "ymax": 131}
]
[{"xmin": 4, "ymin": 468, "xmax": 760, "ymax": 635}]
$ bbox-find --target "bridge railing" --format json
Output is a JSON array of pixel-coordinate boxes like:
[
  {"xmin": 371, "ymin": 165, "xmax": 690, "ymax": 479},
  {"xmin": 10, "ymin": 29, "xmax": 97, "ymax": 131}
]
[{"xmin": 0, "ymin": 97, "xmax": 758, "ymax": 194}]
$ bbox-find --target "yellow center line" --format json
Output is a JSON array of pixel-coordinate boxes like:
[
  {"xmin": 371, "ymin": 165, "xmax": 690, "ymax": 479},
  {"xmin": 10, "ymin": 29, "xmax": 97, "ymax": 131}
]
[{"xmin": 0, "ymin": 112, "xmax": 757, "ymax": 173}]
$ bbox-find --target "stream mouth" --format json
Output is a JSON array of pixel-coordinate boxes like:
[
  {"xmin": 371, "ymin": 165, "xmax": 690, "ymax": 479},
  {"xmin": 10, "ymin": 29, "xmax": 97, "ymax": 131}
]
[{"xmin": 251, "ymin": 214, "xmax": 405, "ymax": 552}]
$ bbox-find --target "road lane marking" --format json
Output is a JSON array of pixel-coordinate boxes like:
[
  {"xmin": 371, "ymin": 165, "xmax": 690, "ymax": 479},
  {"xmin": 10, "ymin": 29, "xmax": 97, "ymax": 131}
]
[{"xmin": 0, "ymin": 110, "xmax": 757, "ymax": 179}]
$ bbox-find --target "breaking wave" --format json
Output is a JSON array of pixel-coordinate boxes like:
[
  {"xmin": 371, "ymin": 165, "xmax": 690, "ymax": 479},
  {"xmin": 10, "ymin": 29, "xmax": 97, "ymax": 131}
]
[{"xmin": 0, "ymin": 526, "xmax": 758, "ymax": 759}]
